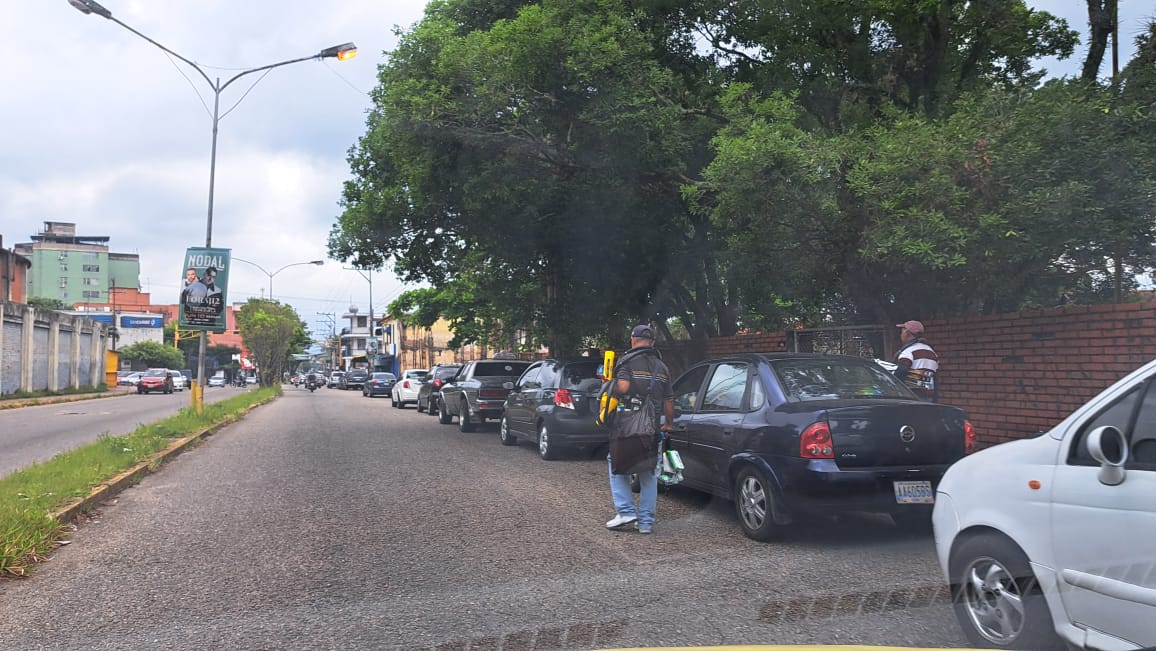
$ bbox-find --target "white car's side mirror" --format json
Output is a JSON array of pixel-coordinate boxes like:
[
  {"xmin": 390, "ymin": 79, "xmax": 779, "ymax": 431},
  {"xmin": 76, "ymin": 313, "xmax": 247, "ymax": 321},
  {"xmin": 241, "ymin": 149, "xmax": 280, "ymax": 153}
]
[{"xmin": 1086, "ymin": 425, "xmax": 1129, "ymax": 486}]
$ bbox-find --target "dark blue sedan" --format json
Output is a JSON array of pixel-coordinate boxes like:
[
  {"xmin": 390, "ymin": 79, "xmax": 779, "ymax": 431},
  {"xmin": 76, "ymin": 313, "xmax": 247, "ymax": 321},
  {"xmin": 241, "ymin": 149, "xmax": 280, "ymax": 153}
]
[
  {"xmin": 362, "ymin": 372, "xmax": 397, "ymax": 398},
  {"xmin": 667, "ymin": 353, "xmax": 975, "ymax": 541}
]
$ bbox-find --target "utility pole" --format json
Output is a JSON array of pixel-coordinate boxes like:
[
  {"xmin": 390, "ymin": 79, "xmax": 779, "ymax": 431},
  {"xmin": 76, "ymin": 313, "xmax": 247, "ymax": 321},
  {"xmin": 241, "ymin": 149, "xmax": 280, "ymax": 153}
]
[{"xmin": 316, "ymin": 312, "xmax": 336, "ymax": 370}]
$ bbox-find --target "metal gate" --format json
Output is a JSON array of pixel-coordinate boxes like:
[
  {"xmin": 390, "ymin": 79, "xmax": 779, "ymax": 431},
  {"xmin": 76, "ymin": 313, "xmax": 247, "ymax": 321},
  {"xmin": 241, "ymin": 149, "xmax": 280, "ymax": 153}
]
[{"xmin": 786, "ymin": 325, "xmax": 893, "ymax": 361}]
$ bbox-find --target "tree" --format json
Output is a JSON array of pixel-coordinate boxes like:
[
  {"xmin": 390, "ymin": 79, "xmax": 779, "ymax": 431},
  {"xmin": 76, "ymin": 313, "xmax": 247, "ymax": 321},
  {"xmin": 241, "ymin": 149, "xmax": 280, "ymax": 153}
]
[
  {"xmin": 331, "ymin": 0, "xmax": 721, "ymax": 353},
  {"xmin": 234, "ymin": 299, "xmax": 310, "ymax": 385},
  {"xmin": 118, "ymin": 340, "xmax": 185, "ymax": 370},
  {"xmin": 26, "ymin": 297, "xmax": 69, "ymax": 310}
]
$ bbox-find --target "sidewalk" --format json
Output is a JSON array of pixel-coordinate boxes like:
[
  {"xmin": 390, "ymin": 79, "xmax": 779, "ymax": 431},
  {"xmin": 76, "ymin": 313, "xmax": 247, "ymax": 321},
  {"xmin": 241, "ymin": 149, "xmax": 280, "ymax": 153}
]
[{"xmin": 0, "ymin": 386, "xmax": 134, "ymax": 411}]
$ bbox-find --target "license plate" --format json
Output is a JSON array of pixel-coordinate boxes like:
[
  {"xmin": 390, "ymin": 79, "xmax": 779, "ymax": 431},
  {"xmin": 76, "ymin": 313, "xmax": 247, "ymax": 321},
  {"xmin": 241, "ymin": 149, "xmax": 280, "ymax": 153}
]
[{"xmin": 893, "ymin": 480, "xmax": 934, "ymax": 504}]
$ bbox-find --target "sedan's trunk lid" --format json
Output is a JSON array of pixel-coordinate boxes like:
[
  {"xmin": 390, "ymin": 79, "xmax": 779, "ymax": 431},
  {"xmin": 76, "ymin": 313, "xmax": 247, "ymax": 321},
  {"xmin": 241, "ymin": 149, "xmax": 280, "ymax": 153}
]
[{"xmin": 821, "ymin": 401, "xmax": 967, "ymax": 467}]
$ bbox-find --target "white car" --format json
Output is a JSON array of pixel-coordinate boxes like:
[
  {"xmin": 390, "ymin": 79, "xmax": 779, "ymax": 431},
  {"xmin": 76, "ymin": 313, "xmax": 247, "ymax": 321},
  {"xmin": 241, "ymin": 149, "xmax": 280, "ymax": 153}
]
[
  {"xmin": 391, "ymin": 369, "xmax": 428, "ymax": 408},
  {"xmin": 208, "ymin": 375, "xmax": 226, "ymax": 388},
  {"xmin": 933, "ymin": 359, "xmax": 1156, "ymax": 650},
  {"xmin": 168, "ymin": 370, "xmax": 187, "ymax": 391}
]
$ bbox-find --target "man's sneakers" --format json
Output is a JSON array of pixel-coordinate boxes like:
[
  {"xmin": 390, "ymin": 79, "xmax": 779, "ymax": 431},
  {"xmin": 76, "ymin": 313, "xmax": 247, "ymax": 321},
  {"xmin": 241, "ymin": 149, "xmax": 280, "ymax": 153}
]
[
  {"xmin": 605, "ymin": 513, "xmax": 638, "ymax": 530},
  {"xmin": 635, "ymin": 523, "xmax": 652, "ymax": 534}
]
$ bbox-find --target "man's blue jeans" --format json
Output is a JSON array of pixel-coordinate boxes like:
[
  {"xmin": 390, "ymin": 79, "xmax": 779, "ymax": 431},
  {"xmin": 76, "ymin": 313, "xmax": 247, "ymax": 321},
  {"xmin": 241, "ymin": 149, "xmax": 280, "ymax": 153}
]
[{"xmin": 608, "ymin": 451, "xmax": 661, "ymax": 529}]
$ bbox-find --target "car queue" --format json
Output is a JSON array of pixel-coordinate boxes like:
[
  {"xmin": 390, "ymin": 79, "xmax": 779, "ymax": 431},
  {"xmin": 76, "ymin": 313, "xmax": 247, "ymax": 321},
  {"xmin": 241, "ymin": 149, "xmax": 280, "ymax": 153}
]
[{"xmin": 357, "ymin": 349, "xmax": 1155, "ymax": 651}]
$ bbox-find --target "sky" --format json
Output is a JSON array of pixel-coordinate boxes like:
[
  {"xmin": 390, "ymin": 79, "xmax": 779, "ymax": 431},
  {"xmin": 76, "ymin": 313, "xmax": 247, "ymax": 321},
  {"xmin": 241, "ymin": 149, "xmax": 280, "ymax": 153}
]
[{"xmin": 1, "ymin": 1, "xmax": 1152, "ymax": 342}]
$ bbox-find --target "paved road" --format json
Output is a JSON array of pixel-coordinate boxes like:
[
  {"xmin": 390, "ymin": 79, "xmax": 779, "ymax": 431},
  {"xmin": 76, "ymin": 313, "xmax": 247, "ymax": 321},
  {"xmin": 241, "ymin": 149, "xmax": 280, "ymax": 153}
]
[
  {"xmin": 0, "ymin": 386, "xmax": 244, "ymax": 477},
  {"xmin": 0, "ymin": 388, "xmax": 968, "ymax": 650}
]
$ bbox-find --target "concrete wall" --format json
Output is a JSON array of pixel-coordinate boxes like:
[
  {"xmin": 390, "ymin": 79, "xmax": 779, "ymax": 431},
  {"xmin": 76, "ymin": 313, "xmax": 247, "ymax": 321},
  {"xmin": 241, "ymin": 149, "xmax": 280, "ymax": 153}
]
[{"xmin": 0, "ymin": 301, "xmax": 109, "ymax": 395}]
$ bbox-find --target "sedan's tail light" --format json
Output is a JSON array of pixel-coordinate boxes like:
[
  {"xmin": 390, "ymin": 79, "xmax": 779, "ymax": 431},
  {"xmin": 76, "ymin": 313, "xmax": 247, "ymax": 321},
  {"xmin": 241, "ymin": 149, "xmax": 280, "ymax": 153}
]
[
  {"xmin": 800, "ymin": 421, "xmax": 834, "ymax": 459},
  {"xmin": 964, "ymin": 420, "xmax": 977, "ymax": 455},
  {"xmin": 403, "ymin": 380, "xmax": 410, "ymax": 389},
  {"xmin": 433, "ymin": 379, "xmax": 443, "ymax": 389},
  {"xmin": 554, "ymin": 388, "xmax": 574, "ymax": 409}
]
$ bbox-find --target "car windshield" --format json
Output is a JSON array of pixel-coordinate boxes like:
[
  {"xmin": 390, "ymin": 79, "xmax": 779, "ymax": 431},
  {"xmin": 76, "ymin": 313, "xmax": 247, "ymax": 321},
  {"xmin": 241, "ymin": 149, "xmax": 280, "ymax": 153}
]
[
  {"xmin": 144, "ymin": 370, "xmax": 167, "ymax": 377},
  {"xmin": 473, "ymin": 361, "xmax": 530, "ymax": 377},
  {"xmin": 770, "ymin": 359, "xmax": 912, "ymax": 401}
]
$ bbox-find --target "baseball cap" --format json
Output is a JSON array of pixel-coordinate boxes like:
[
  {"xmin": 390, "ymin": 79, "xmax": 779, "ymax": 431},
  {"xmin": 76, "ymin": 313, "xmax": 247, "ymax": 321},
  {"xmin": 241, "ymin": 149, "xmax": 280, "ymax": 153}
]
[
  {"xmin": 896, "ymin": 320, "xmax": 924, "ymax": 335},
  {"xmin": 631, "ymin": 324, "xmax": 655, "ymax": 340}
]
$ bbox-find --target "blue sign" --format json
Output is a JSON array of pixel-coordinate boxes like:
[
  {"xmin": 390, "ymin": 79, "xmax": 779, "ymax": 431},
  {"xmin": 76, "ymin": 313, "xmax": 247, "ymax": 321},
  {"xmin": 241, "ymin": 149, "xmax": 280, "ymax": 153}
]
[{"xmin": 120, "ymin": 316, "xmax": 164, "ymax": 328}]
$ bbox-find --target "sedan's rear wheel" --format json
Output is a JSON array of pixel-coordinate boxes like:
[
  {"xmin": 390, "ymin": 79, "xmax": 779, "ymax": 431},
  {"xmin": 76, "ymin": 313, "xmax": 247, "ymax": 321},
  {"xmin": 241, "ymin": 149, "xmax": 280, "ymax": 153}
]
[
  {"xmin": 949, "ymin": 534, "xmax": 1060, "ymax": 649},
  {"xmin": 499, "ymin": 415, "xmax": 518, "ymax": 446},
  {"xmin": 416, "ymin": 398, "xmax": 426, "ymax": 413},
  {"xmin": 429, "ymin": 397, "xmax": 441, "ymax": 417},
  {"xmin": 733, "ymin": 466, "xmax": 781, "ymax": 541},
  {"xmin": 438, "ymin": 399, "xmax": 452, "ymax": 424}
]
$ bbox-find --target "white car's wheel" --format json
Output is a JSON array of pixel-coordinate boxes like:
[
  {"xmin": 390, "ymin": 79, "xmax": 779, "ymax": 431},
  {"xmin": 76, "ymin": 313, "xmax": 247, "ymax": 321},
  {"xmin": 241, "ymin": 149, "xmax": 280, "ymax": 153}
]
[{"xmin": 949, "ymin": 534, "xmax": 1060, "ymax": 649}]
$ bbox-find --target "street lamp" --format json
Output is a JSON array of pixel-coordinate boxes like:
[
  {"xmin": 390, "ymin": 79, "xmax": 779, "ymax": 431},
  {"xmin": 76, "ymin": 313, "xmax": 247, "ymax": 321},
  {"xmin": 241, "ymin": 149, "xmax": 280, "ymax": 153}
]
[
  {"xmin": 232, "ymin": 257, "xmax": 324, "ymax": 300},
  {"xmin": 68, "ymin": 0, "xmax": 355, "ymax": 405}
]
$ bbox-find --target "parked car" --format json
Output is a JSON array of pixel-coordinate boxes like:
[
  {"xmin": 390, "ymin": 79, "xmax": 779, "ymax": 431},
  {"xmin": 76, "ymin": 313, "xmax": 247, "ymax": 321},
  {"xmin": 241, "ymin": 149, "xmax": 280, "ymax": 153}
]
[
  {"xmin": 137, "ymin": 368, "xmax": 173, "ymax": 394},
  {"xmin": 665, "ymin": 353, "xmax": 974, "ymax": 541},
  {"xmin": 345, "ymin": 367, "xmax": 370, "ymax": 391},
  {"xmin": 208, "ymin": 374, "xmax": 226, "ymax": 388},
  {"xmin": 438, "ymin": 359, "xmax": 532, "ymax": 432},
  {"xmin": 391, "ymin": 369, "xmax": 429, "ymax": 408},
  {"xmin": 329, "ymin": 371, "xmax": 345, "ymax": 388},
  {"xmin": 933, "ymin": 359, "xmax": 1156, "ymax": 651},
  {"xmin": 117, "ymin": 371, "xmax": 143, "ymax": 387},
  {"xmin": 363, "ymin": 372, "xmax": 397, "ymax": 398},
  {"xmin": 418, "ymin": 364, "xmax": 462, "ymax": 415},
  {"xmin": 168, "ymin": 370, "xmax": 186, "ymax": 391},
  {"xmin": 499, "ymin": 359, "xmax": 605, "ymax": 460},
  {"xmin": 245, "ymin": 375, "xmax": 258, "ymax": 385}
]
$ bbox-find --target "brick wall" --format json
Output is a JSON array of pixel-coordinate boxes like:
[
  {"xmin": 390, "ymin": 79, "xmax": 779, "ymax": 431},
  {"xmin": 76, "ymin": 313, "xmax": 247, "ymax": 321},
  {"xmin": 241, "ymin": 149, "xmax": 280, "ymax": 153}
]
[
  {"xmin": 930, "ymin": 301, "xmax": 1156, "ymax": 447},
  {"xmin": 658, "ymin": 302, "xmax": 1156, "ymax": 449}
]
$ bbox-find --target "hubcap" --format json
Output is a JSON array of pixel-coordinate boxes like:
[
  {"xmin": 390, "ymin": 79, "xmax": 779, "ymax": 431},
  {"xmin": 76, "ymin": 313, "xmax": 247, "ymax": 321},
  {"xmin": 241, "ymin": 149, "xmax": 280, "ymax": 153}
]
[
  {"xmin": 961, "ymin": 556, "xmax": 1026, "ymax": 644},
  {"xmin": 539, "ymin": 426, "xmax": 549, "ymax": 456},
  {"xmin": 738, "ymin": 475, "xmax": 767, "ymax": 530},
  {"xmin": 500, "ymin": 418, "xmax": 510, "ymax": 441}
]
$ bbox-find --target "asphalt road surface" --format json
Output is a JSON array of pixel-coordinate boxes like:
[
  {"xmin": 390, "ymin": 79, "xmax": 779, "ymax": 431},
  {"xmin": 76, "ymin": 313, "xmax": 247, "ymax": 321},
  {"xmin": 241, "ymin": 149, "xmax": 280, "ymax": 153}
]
[
  {"xmin": 0, "ymin": 386, "xmax": 241, "ymax": 478},
  {"xmin": 0, "ymin": 387, "xmax": 970, "ymax": 650}
]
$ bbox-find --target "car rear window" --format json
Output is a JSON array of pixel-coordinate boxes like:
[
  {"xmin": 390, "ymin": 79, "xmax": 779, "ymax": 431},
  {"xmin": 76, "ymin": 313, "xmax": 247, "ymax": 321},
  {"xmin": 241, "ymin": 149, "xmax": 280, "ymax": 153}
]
[
  {"xmin": 434, "ymin": 366, "xmax": 461, "ymax": 379},
  {"xmin": 559, "ymin": 362, "xmax": 602, "ymax": 392},
  {"xmin": 473, "ymin": 361, "xmax": 530, "ymax": 377},
  {"xmin": 770, "ymin": 359, "xmax": 911, "ymax": 401},
  {"xmin": 144, "ymin": 369, "xmax": 167, "ymax": 377},
  {"xmin": 371, "ymin": 373, "xmax": 394, "ymax": 380}
]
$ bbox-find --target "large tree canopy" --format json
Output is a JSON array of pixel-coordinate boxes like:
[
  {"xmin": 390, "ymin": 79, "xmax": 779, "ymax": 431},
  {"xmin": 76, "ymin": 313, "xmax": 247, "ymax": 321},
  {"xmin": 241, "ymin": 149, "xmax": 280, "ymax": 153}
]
[{"xmin": 331, "ymin": 0, "xmax": 1156, "ymax": 352}]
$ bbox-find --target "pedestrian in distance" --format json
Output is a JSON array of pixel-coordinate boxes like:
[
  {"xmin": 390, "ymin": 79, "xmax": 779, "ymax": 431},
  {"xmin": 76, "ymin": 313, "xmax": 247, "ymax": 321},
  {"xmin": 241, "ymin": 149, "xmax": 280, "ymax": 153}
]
[
  {"xmin": 894, "ymin": 320, "xmax": 939, "ymax": 402},
  {"xmin": 604, "ymin": 324, "xmax": 675, "ymax": 535}
]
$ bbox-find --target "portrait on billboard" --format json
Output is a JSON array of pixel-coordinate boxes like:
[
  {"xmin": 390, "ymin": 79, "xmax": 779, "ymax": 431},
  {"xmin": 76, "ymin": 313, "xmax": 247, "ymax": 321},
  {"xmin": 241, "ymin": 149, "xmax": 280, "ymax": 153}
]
[{"xmin": 178, "ymin": 247, "xmax": 231, "ymax": 330}]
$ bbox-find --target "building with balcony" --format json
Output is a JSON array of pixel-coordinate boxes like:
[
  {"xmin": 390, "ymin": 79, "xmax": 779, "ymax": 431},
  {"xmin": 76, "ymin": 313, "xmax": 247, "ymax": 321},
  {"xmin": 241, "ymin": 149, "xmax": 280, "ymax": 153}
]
[{"xmin": 13, "ymin": 221, "xmax": 140, "ymax": 306}]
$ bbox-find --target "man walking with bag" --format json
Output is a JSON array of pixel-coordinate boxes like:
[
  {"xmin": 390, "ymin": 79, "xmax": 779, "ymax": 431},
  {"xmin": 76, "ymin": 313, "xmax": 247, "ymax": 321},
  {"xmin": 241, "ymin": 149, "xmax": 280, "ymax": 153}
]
[{"xmin": 605, "ymin": 324, "xmax": 674, "ymax": 535}]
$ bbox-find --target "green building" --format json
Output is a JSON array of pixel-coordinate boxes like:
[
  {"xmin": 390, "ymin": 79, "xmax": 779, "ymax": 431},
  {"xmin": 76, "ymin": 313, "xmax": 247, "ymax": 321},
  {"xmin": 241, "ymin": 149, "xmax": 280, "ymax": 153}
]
[{"xmin": 14, "ymin": 221, "xmax": 140, "ymax": 305}]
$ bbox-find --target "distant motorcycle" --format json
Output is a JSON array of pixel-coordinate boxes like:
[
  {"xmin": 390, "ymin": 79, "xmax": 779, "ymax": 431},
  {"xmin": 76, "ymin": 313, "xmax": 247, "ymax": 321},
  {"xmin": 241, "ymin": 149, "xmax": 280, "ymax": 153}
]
[{"xmin": 306, "ymin": 376, "xmax": 318, "ymax": 392}]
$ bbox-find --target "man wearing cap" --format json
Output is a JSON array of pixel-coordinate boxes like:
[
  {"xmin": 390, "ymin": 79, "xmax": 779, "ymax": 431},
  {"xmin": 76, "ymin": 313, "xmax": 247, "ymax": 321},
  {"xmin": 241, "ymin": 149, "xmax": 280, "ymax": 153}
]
[
  {"xmin": 894, "ymin": 320, "xmax": 939, "ymax": 402},
  {"xmin": 604, "ymin": 324, "xmax": 675, "ymax": 534}
]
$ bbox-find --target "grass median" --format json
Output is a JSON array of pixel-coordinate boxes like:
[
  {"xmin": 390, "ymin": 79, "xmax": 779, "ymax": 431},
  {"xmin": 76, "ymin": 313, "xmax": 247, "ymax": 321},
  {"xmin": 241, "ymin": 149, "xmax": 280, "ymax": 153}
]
[{"xmin": 0, "ymin": 385, "xmax": 280, "ymax": 577}]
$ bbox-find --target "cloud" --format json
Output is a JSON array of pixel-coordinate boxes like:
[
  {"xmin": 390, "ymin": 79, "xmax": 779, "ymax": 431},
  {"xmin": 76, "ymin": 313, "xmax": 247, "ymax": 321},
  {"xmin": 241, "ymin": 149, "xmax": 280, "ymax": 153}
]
[{"xmin": 0, "ymin": 0, "xmax": 428, "ymax": 337}]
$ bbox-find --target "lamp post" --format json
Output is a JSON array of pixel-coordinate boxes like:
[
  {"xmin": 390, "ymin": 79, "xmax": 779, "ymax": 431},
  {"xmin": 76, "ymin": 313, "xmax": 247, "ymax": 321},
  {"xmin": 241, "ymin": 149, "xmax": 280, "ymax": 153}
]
[
  {"xmin": 232, "ymin": 258, "xmax": 323, "ymax": 301},
  {"xmin": 68, "ymin": 0, "xmax": 355, "ymax": 409}
]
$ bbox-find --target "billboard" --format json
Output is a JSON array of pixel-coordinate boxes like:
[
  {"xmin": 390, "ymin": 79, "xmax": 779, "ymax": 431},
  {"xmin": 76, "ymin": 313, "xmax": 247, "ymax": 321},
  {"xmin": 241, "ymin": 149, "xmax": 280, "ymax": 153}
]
[{"xmin": 178, "ymin": 247, "xmax": 231, "ymax": 330}]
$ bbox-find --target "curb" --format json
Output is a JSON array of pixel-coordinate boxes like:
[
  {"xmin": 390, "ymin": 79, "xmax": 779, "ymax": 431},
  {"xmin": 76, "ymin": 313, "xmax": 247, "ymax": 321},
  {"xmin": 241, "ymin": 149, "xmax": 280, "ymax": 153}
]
[
  {"xmin": 0, "ymin": 389, "xmax": 134, "ymax": 411},
  {"xmin": 48, "ymin": 396, "xmax": 277, "ymax": 525}
]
